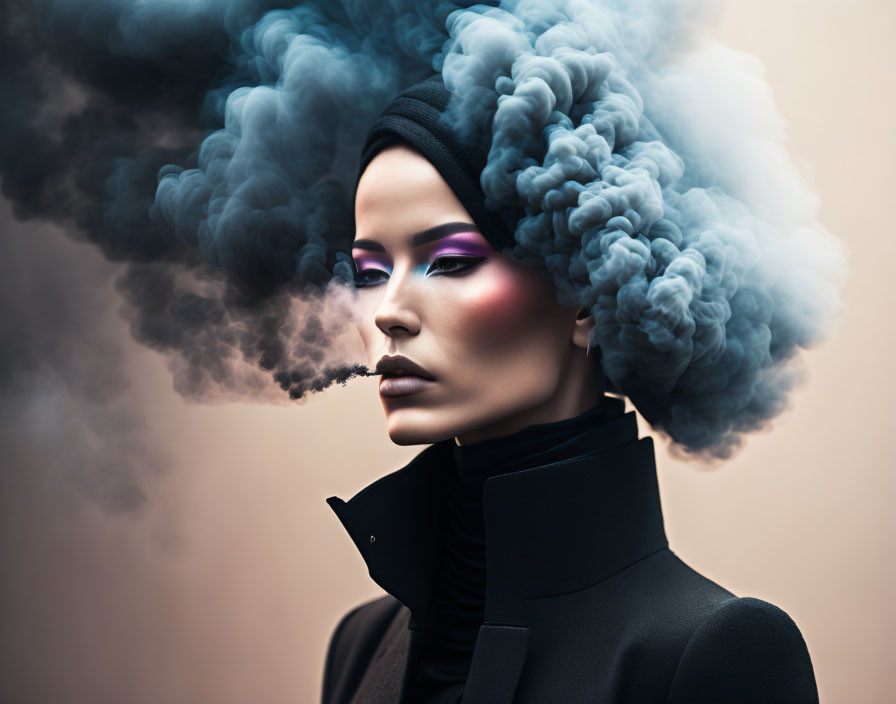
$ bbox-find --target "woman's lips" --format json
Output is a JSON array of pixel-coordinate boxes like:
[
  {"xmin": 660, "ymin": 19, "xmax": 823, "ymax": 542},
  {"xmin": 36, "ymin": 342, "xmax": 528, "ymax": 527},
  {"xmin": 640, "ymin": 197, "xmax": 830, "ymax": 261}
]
[{"xmin": 379, "ymin": 374, "xmax": 436, "ymax": 397}]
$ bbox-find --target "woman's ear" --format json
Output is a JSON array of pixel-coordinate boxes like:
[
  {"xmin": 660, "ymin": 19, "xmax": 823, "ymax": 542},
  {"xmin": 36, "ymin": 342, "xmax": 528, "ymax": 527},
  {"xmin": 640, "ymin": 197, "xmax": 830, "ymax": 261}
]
[{"xmin": 572, "ymin": 307, "xmax": 595, "ymax": 350}]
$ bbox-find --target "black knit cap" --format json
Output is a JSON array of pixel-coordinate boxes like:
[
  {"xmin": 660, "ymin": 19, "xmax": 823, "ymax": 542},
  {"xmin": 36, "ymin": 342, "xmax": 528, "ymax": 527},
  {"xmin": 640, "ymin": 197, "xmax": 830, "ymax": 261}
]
[{"xmin": 357, "ymin": 75, "xmax": 515, "ymax": 251}]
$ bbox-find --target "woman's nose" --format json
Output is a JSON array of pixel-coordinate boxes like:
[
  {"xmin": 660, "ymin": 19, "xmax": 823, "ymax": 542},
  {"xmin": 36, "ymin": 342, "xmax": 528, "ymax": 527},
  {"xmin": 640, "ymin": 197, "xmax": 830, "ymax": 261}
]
[{"xmin": 374, "ymin": 281, "xmax": 421, "ymax": 338}]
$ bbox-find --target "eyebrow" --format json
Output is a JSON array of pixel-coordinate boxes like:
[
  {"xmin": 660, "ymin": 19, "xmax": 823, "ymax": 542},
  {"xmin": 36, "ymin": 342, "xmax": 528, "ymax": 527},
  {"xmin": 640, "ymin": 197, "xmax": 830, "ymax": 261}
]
[{"xmin": 352, "ymin": 221, "xmax": 479, "ymax": 252}]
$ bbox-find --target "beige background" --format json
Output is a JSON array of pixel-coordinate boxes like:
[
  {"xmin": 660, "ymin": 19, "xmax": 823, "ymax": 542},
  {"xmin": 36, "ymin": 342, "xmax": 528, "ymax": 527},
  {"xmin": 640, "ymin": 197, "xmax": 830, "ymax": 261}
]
[{"xmin": 1, "ymin": 2, "xmax": 893, "ymax": 703}]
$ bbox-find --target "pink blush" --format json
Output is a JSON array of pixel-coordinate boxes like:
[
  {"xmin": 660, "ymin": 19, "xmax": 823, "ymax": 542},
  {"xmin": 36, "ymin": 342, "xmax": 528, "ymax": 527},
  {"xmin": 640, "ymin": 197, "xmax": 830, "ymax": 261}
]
[{"xmin": 454, "ymin": 265, "xmax": 546, "ymax": 335}]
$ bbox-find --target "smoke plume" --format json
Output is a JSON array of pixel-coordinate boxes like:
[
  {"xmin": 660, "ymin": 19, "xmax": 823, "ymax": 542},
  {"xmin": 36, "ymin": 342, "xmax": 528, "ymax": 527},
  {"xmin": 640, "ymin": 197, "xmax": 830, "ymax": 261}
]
[
  {"xmin": 440, "ymin": 0, "xmax": 846, "ymax": 455},
  {"xmin": 1, "ymin": 0, "xmax": 468, "ymax": 400},
  {"xmin": 1, "ymin": 0, "xmax": 846, "ymax": 456}
]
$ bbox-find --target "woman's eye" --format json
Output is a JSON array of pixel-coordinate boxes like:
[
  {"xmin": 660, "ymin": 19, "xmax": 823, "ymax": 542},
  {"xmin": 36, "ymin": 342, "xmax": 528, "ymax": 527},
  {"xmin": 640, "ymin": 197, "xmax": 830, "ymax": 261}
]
[
  {"xmin": 425, "ymin": 255, "xmax": 487, "ymax": 276},
  {"xmin": 353, "ymin": 268, "xmax": 389, "ymax": 288}
]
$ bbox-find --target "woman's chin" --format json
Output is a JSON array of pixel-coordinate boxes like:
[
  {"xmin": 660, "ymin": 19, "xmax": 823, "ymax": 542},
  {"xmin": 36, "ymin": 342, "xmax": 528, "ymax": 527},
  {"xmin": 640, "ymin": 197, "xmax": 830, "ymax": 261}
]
[{"xmin": 384, "ymin": 409, "xmax": 458, "ymax": 446}]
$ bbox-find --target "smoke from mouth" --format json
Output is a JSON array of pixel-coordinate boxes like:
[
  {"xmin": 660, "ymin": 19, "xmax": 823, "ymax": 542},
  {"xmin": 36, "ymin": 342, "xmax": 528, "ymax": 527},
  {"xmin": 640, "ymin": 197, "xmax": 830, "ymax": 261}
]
[
  {"xmin": 2, "ymin": 0, "xmax": 846, "ymax": 458},
  {"xmin": 0, "ymin": 0, "xmax": 465, "ymax": 401}
]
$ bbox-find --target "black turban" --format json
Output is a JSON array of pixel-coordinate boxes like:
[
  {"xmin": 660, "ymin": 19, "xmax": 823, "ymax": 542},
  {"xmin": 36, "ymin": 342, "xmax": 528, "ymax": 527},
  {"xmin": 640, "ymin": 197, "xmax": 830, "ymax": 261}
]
[{"xmin": 357, "ymin": 75, "xmax": 515, "ymax": 252}]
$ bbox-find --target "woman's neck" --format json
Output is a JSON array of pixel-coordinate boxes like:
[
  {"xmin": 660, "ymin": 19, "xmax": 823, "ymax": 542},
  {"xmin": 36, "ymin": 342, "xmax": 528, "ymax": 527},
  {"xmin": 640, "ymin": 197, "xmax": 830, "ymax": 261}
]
[{"xmin": 455, "ymin": 346, "xmax": 603, "ymax": 446}]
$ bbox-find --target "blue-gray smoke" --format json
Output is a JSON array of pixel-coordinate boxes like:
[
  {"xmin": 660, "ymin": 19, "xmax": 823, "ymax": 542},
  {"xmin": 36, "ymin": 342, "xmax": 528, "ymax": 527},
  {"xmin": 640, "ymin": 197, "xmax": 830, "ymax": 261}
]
[
  {"xmin": 1, "ymin": 0, "xmax": 474, "ymax": 399},
  {"xmin": 1, "ymin": 0, "xmax": 844, "ymax": 455},
  {"xmin": 439, "ymin": 0, "xmax": 845, "ymax": 455}
]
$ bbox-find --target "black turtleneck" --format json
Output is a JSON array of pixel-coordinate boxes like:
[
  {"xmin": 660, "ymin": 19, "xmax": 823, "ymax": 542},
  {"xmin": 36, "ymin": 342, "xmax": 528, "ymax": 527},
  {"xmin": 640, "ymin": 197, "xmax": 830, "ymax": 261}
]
[{"xmin": 407, "ymin": 396, "xmax": 629, "ymax": 704}]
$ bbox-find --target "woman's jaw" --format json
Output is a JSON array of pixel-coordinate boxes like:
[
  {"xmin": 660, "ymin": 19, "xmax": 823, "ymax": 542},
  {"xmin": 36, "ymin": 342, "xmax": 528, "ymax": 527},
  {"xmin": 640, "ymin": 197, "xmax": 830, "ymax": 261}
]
[{"xmin": 375, "ymin": 342, "xmax": 604, "ymax": 446}]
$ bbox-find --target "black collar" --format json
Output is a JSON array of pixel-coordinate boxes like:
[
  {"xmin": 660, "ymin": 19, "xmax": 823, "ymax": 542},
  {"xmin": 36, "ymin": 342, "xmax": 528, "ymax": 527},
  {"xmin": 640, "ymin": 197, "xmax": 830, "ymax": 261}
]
[{"xmin": 326, "ymin": 411, "xmax": 668, "ymax": 629}]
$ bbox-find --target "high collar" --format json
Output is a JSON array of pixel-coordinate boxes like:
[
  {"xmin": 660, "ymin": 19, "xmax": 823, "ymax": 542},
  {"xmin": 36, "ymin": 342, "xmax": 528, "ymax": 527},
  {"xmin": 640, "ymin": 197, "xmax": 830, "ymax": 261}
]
[
  {"xmin": 450, "ymin": 396, "xmax": 630, "ymax": 484},
  {"xmin": 326, "ymin": 409, "xmax": 668, "ymax": 629}
]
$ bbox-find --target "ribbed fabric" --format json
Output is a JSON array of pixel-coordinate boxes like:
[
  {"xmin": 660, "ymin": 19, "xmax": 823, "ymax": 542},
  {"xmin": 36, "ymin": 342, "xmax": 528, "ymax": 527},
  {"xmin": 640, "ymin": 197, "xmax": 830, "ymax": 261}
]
[{"xmin": 407, "ymin": 396, "xmax": 629, "ymax": 703}]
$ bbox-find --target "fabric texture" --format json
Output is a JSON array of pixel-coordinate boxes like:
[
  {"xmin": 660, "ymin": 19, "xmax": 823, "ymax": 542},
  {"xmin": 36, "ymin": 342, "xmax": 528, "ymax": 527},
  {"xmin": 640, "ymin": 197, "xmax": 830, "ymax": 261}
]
[
  {"xmin": 409, "ymin": 397, "xmax": 626, "ymax": 703},
  {"xmin": 321, "ymin": 402, "xmax": 819, "ymax": 703},
  {"xmin": 357, "ymin": 75, "xmax": 515, "ymax": 252}
]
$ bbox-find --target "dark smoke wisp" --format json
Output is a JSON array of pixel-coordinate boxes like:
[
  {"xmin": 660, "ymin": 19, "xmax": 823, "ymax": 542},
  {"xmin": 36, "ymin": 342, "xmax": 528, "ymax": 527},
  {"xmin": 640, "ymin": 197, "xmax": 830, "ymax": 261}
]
[{"xmin": 0, "ymin": 0, "xmax": 481, "ymax": 402}]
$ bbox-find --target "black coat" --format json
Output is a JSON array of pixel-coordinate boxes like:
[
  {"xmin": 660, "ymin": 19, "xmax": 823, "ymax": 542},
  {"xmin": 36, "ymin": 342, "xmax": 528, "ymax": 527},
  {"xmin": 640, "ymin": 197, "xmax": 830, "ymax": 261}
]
[{"xmin": 321, "ymin": 412, "xmax": 818, "ymax": 703}]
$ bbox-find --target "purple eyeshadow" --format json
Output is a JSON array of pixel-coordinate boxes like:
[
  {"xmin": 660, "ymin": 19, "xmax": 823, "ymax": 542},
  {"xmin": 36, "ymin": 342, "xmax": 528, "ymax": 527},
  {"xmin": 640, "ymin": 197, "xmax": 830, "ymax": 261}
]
[
  {"xmin": 350, "ymin": 231, "xmax": 493, "ymax": 276},
  {"xmin": 423, "ymin": 233, "xmax": 493, "ymax": 262},
  {"xmin": 351, "ymin": 252, "xmax": 391, "ymax": 273}
]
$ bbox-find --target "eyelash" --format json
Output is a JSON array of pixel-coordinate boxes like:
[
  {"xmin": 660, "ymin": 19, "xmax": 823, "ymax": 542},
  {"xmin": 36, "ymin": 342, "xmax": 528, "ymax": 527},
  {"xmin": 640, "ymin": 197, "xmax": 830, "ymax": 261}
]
[{"xmin": 353, "ymin": 255, "xmax": 487, "ymax": 288}]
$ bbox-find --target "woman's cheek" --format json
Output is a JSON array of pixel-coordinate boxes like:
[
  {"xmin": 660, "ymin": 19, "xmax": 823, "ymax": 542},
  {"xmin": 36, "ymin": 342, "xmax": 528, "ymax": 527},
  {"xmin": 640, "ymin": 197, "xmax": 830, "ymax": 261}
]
[{"xmin": 452, "ymin": 267, "xmax": 547, "ymax": 345}]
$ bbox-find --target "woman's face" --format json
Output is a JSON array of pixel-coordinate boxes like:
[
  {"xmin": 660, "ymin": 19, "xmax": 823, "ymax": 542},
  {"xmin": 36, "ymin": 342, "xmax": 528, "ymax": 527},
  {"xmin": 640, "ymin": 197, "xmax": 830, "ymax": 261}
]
[{"xmin": 353, "ymin": 144, "xmax": 596, "ymax": 445}]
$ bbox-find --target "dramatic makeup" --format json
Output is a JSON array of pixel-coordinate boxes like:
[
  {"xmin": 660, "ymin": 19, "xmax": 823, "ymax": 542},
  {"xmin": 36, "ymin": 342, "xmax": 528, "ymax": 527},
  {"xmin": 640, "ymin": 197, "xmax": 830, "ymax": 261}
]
[{"xmin": 351, "ymin": 222, "xmax": 492, "ymax": 287}]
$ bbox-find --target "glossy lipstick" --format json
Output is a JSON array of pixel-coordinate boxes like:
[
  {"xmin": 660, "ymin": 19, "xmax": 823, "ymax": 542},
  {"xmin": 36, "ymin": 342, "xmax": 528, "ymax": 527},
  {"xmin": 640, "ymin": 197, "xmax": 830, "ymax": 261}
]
[
  {"xmin": 379, "ymin": 375, "xmax": 435, "ymax": 397},
  {"xmin": 375, "ymin": 355, "xmax": 436, "ymax": 398}
]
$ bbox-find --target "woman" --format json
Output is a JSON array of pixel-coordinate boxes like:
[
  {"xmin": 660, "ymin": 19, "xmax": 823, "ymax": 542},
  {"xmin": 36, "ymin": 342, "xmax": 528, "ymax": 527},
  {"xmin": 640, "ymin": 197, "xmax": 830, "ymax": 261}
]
[{"xmin": 320, "ymin": 76, "xmax": 819, "ymax": 704}]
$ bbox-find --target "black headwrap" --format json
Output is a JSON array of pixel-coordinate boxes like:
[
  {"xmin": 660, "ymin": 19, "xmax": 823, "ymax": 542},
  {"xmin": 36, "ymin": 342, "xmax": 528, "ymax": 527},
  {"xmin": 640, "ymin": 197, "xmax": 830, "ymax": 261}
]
[{"xmin": 357, "ymin": 75, "xmax": 515, "ymax": 252}]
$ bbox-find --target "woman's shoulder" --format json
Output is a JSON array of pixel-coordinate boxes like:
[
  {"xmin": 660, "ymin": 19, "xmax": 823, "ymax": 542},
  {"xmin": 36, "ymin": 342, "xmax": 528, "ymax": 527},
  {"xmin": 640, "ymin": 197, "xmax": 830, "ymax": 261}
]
[
  {"xmin": 330, "ymin": 594, "xmax": 403, "ymax": 639},
  {"xmin": 591, "ymin": 548, "xmax": 818, "ymax": 702},
  {"xmin": 664, "ymin": 593, "xmax": 819, "ymax": 703},
  {"xmin": 321, "ymin": 595, "xmax": 404, "ymax": 704}
]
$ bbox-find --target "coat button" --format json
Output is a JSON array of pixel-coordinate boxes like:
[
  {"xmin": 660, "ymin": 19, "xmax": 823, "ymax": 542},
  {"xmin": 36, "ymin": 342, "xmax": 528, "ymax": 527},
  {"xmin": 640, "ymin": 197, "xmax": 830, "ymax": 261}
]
[{"xmin": 369, "ymin": 535, "xmax": 376, "ymax": 543}]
